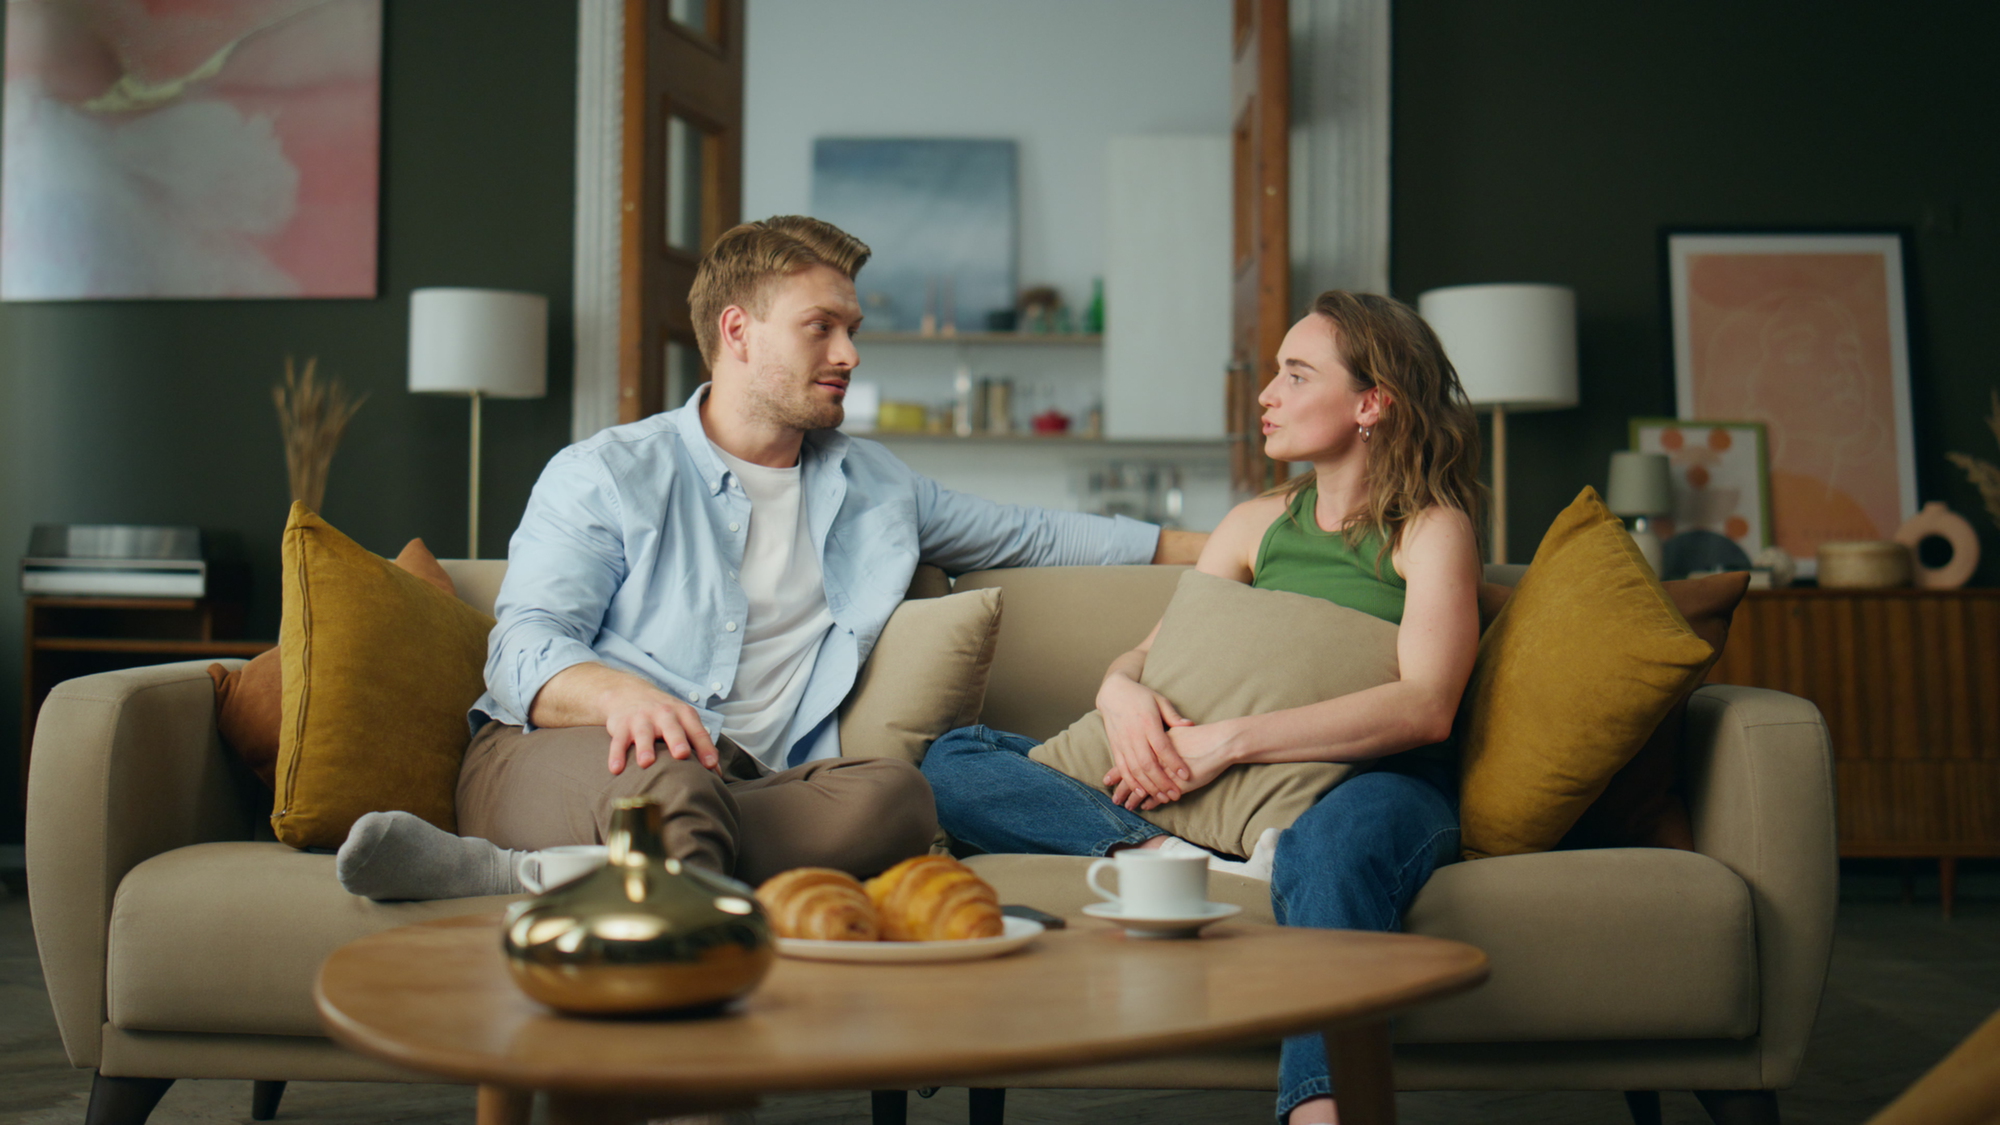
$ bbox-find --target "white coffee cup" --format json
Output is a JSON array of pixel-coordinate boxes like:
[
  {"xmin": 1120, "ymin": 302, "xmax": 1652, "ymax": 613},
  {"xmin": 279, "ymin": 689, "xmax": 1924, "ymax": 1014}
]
[
  {"xmin": 521, "ymin": 845, "xmax": 609, "ymax": 893},
  {"xmin": 1086, "ymin": 851, "xmax": 1209, "ymax": 917}
]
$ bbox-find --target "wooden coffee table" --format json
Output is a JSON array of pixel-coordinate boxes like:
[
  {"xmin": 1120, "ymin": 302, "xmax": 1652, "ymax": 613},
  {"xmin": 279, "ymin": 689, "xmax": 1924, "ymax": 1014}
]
[{"xmin": 315, "ymin": 913, "xmax": 1487, "ymax": 1125}]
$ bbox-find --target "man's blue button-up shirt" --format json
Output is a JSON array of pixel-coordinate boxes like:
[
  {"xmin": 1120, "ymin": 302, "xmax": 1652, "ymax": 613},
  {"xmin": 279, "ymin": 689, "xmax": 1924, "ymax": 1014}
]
[{"xmin": 471, "ymin": 387, "xmax": 1161, "ymax": 767}]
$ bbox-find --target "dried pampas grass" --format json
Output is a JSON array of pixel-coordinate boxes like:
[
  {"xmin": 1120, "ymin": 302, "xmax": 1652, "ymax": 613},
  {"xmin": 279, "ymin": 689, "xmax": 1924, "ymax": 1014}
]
[
  {"xmin": 272, "ymin": 356, "xmax": 366, "ymax": 513},
  {"xmin": 1947, "ymin": 389, "xmax": 2000, "ymax": 530}
]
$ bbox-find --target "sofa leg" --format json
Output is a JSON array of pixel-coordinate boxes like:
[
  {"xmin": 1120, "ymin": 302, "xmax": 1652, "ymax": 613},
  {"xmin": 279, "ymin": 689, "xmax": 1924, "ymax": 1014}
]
[
  {"xmin": 968, "ymin": 1087, "xmax": 1005, "ymax": 1125},
  {"xmin": 85, "ymin": 1074, "xmax": 174, "ymax": 1125},
  {"xmin": 1624, "ymin": 1090, "xmax": 1663, "ymax": 1125},
  {"xmin": 870, "ymin": 1089, "xmax": 907, "ymax": 1125},
  {"xmin": 252, "ymin": 1080, "xmax": 287, "ymax": 1120},
  {"xmin": 1695, "ymin": 1089, "xmax": 1780, "ymax": 1125}
]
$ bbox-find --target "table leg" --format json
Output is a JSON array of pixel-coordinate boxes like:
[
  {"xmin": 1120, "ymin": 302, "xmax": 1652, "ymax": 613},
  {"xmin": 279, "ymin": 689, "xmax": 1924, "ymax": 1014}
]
[
  {"xmin": 1324, "ymin": 1019, "xmax": 1396, "ymax": 1125},
  {"xmin": 543, "ymin": 1091, "xmax": 758, "ymax": 1125},
  {"xmin": 1941, "ymin": 857, "xmax": 1957, "ymax": 920},
  {"xmin": 476, "ymin": 1086, "xmax": 531, "ymax": 1125}
]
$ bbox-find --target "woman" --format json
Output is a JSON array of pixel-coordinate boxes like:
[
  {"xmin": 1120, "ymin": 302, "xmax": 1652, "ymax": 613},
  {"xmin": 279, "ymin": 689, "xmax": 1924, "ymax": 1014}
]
[{"xmin": 922, "ymin": 291, "xmax": 1484, "ymax": 1125}]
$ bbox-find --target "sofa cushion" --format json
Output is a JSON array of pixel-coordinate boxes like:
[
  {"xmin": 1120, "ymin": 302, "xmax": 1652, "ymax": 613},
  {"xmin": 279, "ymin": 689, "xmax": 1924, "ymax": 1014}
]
[
  {"xmin": 107, "ymin": 842, "xmax": 519, "ymax": 1037},
  {"xmin": 839, "ymin": 587, "xmax": 1004, "ymax": 764},
  {"xmin": 964, "ymin": 846, "xmax": 1756, "ymax": 1044},
  {"xmin": 1457, "ymin": 488, "xmax": 1718, "ymax": 859},
  {"xmin": 956, "ymin": 566, "xmax": 1187, "ymax": 741},
  {"xmin": 273, "ymin": 504, "xmax": 496, "ymax": 848},
  {"xmin": 1478, "ymin": 570, "xmax": 1752, "ymax": 851},
  {"xmin": 1027, "ymin": 570, "xmax": 1401, "ymax": 858},
  {"xmin": 207, "ymin": 538, "xmax": 462, "ymax": 792}
]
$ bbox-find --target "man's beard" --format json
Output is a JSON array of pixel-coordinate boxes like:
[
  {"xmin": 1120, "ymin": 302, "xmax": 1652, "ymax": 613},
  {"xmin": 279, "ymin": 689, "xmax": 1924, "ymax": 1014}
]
[{"xmin": 746, "ymin": 361, "xmax": 845, "ymax": 432}]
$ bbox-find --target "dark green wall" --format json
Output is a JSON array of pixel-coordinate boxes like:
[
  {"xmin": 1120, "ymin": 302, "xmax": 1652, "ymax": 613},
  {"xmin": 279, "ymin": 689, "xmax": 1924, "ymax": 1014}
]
[
  {"xmin": 1393, "ymin": 1, "xmax": 2000, "ymax": 570},
  {"xmin": 0, "ymin": 2, "xmax": 579, "ymax": 840}
]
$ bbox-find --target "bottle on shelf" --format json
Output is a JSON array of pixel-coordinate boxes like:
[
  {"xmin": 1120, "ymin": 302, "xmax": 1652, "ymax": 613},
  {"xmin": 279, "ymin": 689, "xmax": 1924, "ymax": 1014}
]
[{"xmin": 1085, "ymin": 277, "xmax": 1105, "ymax": 335}]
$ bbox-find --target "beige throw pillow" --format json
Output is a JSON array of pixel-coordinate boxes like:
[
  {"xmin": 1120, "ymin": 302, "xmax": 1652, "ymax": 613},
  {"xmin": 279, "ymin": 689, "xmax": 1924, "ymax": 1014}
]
[
  {"xmin": 839, "ymin": 587, "xmax": 1004, "ymax": 764},
  {"xmin": 1029, "ymin": 570, "xmax": 1401, "ymax": 857}
]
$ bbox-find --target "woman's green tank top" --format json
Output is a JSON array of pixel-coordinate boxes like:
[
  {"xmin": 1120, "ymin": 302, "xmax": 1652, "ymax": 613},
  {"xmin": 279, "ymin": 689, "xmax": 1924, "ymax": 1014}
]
[{"xmin": 1252, "ymin": 485, "xmax": 1406, "ymax": 624}]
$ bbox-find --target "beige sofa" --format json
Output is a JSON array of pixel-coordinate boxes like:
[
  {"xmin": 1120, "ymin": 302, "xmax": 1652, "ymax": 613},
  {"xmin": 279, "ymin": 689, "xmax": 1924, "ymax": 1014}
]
[{"xmin": 27, "ymin": 562, "xmax": 1836, "ymax": 1125}]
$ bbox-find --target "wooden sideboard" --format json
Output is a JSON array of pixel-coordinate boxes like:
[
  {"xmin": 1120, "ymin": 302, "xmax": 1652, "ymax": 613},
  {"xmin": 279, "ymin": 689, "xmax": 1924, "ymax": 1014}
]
[
  {"xmin": 1705, "ymin": 587, "xmax": 2000, "ymax": 915},
  {"xmin": 21, "ymin": 596, "xmax": 272, "ymax": 809}
]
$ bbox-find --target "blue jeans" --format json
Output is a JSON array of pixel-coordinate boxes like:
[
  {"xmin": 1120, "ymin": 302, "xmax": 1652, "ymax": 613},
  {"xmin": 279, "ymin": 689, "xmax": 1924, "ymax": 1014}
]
[{"xmin": 921, "ymin": 725, "xmax": 1460, "ymax": 1122}]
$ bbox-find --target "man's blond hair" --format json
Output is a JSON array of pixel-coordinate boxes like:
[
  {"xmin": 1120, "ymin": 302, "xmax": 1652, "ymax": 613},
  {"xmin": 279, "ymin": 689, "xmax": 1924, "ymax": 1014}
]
[{"xmin": 688, "ymin": 216, "xmax": 871, "ymax": 366}]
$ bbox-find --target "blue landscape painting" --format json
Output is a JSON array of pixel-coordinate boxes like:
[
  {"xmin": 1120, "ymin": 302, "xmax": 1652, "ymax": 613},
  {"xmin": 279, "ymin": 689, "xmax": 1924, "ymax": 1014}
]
[{"xmin": 811, "ymin": 138, "xmax": 1018, "ymax": 334}]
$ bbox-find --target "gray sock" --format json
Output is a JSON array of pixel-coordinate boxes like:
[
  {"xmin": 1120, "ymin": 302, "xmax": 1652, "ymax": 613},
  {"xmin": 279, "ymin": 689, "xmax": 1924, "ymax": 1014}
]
[{"xmin": 336, "ymin": 810, "xmax": 527, "ymax": 901}]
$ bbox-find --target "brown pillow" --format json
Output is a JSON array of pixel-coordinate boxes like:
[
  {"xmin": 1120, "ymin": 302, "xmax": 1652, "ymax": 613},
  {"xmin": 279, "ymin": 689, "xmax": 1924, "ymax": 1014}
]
[
  {"xmin": 209, "ymin": 652, "xmax": 282, "ymax": 788},
  {"xmin": 1457, "ymin": 488, "xmax": 1719, "ymax": 860},
  {"xmin": 271, "ymin": 508, "xmax": 493, "ymax": 848},
  {"xmin": 208, "ymin": 538, "xmax": 458, "ymax": 789},
  {"xmin": 1029, "ymin": 569, "xmax": 1401, "ymax": 858},
  {"xmin": 1475, "ymin": 570, "xmax": 1749, "ymax": 849},
  {"xmin": 838, "ymin": 588, "xmax": 1004, "ymax": 764}
]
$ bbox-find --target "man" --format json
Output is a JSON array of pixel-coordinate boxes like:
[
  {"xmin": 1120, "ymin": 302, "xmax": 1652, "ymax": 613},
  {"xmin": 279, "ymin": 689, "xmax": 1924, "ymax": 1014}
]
[{"xmin": 338, "ymin": 216, "xmax": 1202, "ymax": 899}]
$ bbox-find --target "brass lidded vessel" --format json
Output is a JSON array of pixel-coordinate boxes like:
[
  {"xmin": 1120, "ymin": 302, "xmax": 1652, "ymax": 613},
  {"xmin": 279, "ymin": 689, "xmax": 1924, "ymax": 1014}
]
[{"xmin": 502, "ymin": 798, "xmax": 774, "ymax": 1015}]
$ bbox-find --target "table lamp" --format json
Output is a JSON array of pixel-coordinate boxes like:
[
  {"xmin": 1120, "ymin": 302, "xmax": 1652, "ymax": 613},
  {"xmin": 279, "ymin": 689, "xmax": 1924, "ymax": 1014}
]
[
  {"xmin": 409, "ymin": 288, "xmax": 548, "ymax": 559},
  {"xmin": 1606, "ymin": 451, "xmax": 1673, "ymax": 574},
  {"xmin": 1417, "ymin": 284, "xmax": 1578, "ymax": 564}
]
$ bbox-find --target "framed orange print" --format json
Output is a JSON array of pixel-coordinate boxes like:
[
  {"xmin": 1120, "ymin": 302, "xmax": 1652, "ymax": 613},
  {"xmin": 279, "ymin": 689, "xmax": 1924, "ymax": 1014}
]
[
  {"xmin": 1630, "ymin": 418, "xmax": 1772, "ymax": 557},
  {"xmin": 1666, "ymin": 231, "xmax": 1916, "ymax": 577}
]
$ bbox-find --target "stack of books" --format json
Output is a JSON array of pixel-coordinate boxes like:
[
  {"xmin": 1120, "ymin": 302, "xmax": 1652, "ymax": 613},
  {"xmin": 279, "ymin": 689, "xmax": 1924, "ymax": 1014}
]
[{"xmin": 19, "ymin": 524, "xmax": 207, "ymax": 598}]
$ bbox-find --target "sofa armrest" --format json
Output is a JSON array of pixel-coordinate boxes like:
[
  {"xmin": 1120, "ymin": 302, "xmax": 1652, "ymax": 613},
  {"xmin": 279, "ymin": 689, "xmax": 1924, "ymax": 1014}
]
[
  {"xmin": 1682, "ymin": 683, "xmax": 1838, "ymax": 1088},
  {"xmin": 26, "ymin": 660, "xmax": 257, "ymax": 1069}
]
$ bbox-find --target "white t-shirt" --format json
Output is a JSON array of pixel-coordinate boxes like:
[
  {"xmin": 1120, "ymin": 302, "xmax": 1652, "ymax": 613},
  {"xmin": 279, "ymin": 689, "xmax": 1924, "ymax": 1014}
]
[{"xmin": 711, "ymin": 446, "xmax": 837, "ymax": 772}]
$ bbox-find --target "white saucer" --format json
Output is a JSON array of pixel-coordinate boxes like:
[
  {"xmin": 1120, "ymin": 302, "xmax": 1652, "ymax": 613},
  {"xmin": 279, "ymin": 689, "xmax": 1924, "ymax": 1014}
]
[
  {"xmin": 777, "ymin": 916, "xmax": 1044, "ymax": 963},
  {"xmin": 1081, "ymin": 901, "xmax": 1241, "ymax": 939}
]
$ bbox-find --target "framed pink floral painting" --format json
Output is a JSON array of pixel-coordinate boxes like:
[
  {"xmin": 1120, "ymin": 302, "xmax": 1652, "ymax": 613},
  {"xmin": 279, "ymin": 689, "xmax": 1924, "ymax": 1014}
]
[
  {"xmin": 1666, "ymin": 231, "xmax": 1916, "ymax": 575},
  {"xmin": 2, "ymin": 0, "xmax": 382, "ymax": 300}
]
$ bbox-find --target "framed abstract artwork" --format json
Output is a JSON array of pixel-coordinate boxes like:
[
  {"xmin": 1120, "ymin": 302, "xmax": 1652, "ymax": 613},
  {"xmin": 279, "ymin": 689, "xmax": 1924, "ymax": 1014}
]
[
  {"xmin": 1630, "ymin": 417, "xmax": 1773, "ymax": 557},
  {"xmin": 810, "ymin": 138, "xmax": 1018, "ymax": 334},
  {"xmin": 1665, "ymin": 230, "xmax": 1916, "ymax": 574},
  {"xmin": 2, "ymin": 0, "xmax": 382, "ymax": 300}
]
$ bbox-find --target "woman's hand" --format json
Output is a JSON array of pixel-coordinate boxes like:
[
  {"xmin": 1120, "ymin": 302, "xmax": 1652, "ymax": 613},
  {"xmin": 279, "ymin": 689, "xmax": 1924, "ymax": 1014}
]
[
  {"xmin": 1097, "ymin": 671, "xmax": 1193, "ymax": 810},
  {"xmin": 1109, "ymin": 720, "xmax": 1242, "ymax": 810}
]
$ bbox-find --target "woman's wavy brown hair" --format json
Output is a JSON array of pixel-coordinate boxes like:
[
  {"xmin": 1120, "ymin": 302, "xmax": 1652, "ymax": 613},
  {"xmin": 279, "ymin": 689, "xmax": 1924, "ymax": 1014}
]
[{"xmin": 1272, "ymin": 290, "xmax": 1485, "ymax": 561}]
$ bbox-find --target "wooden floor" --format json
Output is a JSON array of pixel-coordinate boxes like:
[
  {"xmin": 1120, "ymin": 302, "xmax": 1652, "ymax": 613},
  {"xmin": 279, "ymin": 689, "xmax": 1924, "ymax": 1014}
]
[{"xmin": 3, "ymin": 862, "xmax": 1995, "ymax": 1125}]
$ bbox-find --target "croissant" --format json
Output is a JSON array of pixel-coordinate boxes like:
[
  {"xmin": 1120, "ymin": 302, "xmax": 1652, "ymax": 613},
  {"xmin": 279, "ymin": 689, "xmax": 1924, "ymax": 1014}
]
[
  {"xmin": 755, "ymin": 867, "xmax": 880, "ymax": 941},
  {"xmin": 864, "ymin": 855, "xmax": 1004, "ymax": 941}
]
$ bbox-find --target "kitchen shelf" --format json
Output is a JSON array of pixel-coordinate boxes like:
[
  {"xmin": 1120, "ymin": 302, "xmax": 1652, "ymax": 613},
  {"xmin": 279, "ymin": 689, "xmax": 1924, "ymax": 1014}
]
[
  {"xmin": 857, "ymin": 431, "xmax": 1226, "ymax": 448},
  {"xmin": 859, "ymin": 333, "xmax": 1102, "ymax": 346}
]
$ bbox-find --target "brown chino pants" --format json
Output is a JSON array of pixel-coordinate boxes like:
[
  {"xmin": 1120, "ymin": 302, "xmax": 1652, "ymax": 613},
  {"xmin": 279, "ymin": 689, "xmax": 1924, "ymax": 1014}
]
[{"xmin": 456, "ymin": 721, "xmax": 938, "ymax": 885}]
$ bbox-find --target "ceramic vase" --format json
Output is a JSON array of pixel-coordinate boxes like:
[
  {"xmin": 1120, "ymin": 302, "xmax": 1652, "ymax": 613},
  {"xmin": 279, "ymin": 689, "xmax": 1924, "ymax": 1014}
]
[{"xmin": 502, "ymin": 798, "xmax": 774, "ymax": 1016}]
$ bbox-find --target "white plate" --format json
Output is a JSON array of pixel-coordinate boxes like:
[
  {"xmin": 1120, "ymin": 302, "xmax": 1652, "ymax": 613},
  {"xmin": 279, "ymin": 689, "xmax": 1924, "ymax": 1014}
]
[
  {"xmin": 1081, "ymin": 901, "xmax": 1242, "ymax": 939},
  {"xmin": 777, "ymin": 916, "xmax": 1044, "ymax": 963}
]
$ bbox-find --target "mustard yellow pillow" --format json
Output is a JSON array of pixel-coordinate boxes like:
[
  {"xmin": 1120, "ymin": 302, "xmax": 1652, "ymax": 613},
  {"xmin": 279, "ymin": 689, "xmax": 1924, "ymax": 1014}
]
[
  {"xmin": 1457, "ymin": 487, "xmax": 1717, "ymax": 860},
  {"xmin": 273, "ymin": 504, "xmax": 496, "ymax": 849}
]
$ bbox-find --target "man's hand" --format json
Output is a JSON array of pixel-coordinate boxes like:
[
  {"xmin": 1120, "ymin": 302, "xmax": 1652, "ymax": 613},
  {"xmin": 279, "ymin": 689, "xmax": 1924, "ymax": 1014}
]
[
  {"xmin": 529, "ymin": 663, "xmax": 721, "ymax": 776},
  {"xmin": 599, "ymin": 679, "xmax": 720, "ymax": 776},
  {"xmin": 1097, "ymin": 672, "xmax": 1193, "ymax": 810}
]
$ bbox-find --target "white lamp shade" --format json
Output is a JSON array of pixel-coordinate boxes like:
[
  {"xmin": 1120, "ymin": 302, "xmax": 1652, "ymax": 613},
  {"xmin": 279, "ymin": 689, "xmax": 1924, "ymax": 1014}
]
[
  {"xmin": 1606, "ymin": 451, "xmax": 1674, "ymax": 517},
  {"xmin": 1418, "ymin": 283, "xmax": 1578, "ymax": 411},
  {"xmin": 408, "ymin": 288, "xmax": 549, "ymax": 398}
]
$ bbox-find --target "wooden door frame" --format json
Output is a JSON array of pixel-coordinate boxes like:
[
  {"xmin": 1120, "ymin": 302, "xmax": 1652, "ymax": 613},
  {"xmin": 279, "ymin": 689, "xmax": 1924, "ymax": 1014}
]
[
  {"xmin": 618, "ymin": 0, "xmax": 744, "ymax": 424},
  {"xmin": 568, "ymin": 1, "xmax": 744, "ymax": 440},
  {"xmin": 1228, "ymin": 0, "xmax": 1291, "ymax": 495}
]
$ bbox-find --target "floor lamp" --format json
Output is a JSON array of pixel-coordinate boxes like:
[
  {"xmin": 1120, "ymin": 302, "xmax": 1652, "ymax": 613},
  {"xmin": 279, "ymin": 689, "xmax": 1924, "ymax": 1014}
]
[
  {"xmin": 1417, "ymin": 284, "xmax": 1578, "ymax": 565},
  {"xmin": 408, "ymin": 288, "xmax": 548, "ymax": 559}
]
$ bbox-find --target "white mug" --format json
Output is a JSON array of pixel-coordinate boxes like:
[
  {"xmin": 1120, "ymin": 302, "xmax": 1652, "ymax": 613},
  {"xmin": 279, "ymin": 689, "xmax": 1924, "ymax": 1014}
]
[
  {"xmin": 521, "ymin": 845, "xmax": 609, "ymax": 893},
  {"xmin": 1086, "ymin": 851, "xmax": 1209, "ymax": 917}
]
